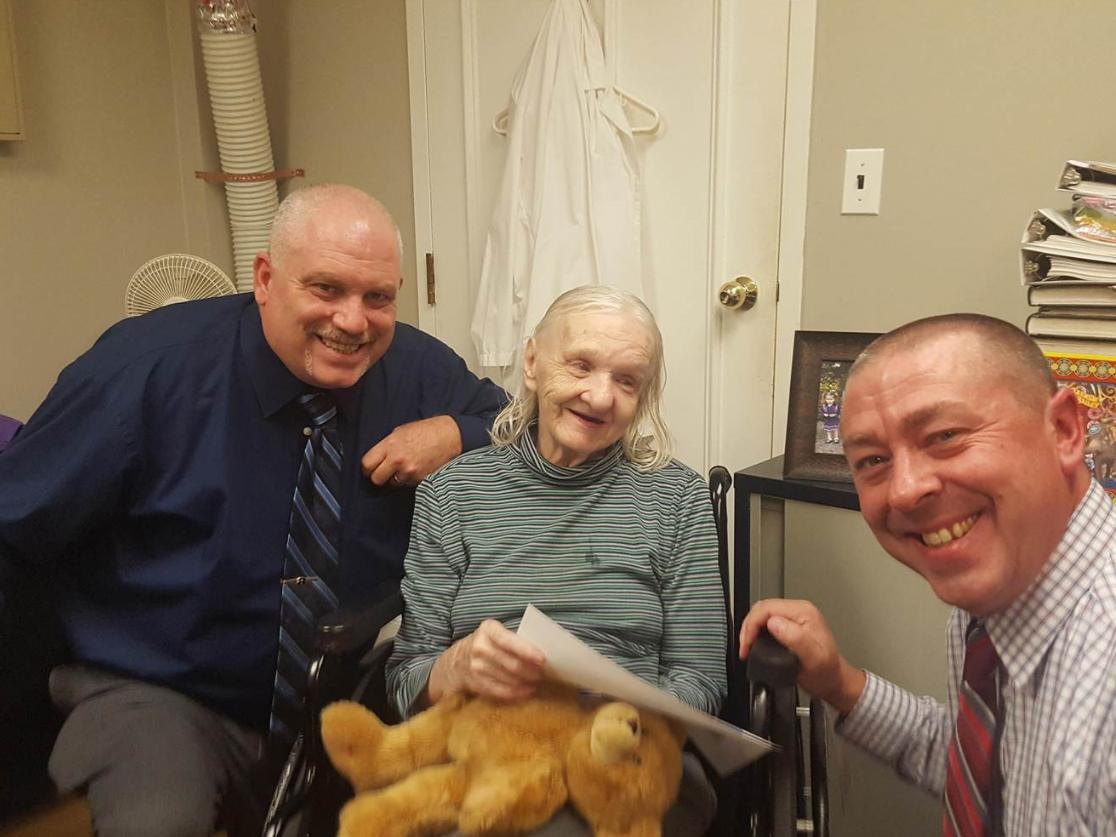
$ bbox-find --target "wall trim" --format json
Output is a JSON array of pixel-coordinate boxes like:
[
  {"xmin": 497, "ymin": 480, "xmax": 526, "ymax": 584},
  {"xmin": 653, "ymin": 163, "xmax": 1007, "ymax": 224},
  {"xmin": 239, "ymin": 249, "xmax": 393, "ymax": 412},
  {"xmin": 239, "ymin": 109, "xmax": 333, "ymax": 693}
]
[
  {"xmin": 771, "ymin": 0, "xmax": 816, "ymax": 456},
  {"xmin": 702, "ymin": 0, "xmax": 733, "ymax": 476},
  {"xmin": 405, "ymin": 0, "xmax": 436, "ymax": 333},
  {"xmin": 459, "ymin": 0, "xmax": 483, "ymax": 311}
]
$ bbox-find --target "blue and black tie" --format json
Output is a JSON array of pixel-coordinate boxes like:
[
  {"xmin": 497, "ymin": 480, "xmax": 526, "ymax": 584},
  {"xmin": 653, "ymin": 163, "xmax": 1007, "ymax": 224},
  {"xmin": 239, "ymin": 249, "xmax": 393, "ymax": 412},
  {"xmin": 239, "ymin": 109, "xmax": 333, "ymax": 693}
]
[{"xmin": 268, "ymin": 392, "xmax": 343, "ymax": 750}]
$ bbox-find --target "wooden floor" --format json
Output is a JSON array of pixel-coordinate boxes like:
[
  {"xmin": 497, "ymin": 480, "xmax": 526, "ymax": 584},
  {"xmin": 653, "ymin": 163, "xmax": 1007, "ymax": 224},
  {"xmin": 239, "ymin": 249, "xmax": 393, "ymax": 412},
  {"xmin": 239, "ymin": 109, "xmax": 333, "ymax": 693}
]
[
  {"xmin": 0, "ymin": 796, "xmax": 90, "ymax": 837},
  {"xmin": 0, "ymin": 798, "xmax": 228, "ymax": 837}
]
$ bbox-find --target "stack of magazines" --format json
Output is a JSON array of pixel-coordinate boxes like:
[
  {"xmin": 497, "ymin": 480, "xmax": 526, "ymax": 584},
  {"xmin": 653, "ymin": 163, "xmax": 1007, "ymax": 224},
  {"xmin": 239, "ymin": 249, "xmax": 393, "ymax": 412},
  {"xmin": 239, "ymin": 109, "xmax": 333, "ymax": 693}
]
[{"xmin": 1023, "ymin": 162, "xmax": 1116, "ymax": 499}]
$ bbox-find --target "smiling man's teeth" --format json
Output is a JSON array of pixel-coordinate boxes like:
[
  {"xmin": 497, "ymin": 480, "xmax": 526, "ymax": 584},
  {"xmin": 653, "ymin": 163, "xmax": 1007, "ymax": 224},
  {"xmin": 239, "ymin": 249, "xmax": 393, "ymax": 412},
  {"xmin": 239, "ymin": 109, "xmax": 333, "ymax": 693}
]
[
  {"xmin": 920, "ymin": 514, "xmax": 979, "ymax": 548},
  {"xmin": 320, "ymin": 336, "xmax": 362, "ymax": 355}
]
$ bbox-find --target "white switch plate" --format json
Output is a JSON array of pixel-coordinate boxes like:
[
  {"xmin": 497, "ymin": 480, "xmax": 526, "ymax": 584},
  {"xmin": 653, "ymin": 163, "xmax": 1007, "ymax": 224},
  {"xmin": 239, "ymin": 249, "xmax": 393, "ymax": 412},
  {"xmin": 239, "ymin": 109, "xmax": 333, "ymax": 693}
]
[{"xmin": 841, "ymin": 148, "xmax": 884, "ymax": 215}]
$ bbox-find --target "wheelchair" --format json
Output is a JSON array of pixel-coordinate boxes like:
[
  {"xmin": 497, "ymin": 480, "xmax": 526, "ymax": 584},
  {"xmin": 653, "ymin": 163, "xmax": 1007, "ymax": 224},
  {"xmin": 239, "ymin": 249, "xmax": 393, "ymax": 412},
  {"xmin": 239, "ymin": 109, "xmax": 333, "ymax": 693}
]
[{"xmin": 263, "ymin": 467, "xmax": 829, "ymax": 837}]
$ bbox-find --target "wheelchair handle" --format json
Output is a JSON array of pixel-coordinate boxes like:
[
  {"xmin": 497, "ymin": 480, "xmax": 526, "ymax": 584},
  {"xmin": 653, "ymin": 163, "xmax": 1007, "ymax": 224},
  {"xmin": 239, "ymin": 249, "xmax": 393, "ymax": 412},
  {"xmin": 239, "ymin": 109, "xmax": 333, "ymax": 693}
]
[{"xmin": 745, "ymin": 629, "xmax": 799, "ymax": 690}]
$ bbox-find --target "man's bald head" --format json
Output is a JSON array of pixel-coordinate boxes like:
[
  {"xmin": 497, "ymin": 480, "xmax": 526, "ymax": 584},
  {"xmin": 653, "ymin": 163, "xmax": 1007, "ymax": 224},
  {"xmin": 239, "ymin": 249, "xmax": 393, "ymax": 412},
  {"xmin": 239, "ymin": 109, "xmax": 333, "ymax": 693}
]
[
  {"xmin": 838, "ymin": 312, "xmax": 1089, "ymax": 617},
  {"xmin": 269, "ymin": 184, "xmax": 404, "ymax": 269},
  {"xmin": 253, "ymin": 184, "xmax": 404, "ymax": 390},
  {"xmin": 848, "ymin": 314, "xmax": 1056, "ymax": 412}
]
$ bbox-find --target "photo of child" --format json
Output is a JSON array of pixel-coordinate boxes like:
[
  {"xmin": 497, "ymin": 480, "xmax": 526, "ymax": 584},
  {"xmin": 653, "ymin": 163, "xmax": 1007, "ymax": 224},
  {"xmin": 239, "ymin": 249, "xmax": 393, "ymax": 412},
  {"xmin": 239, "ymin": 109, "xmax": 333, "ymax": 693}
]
[{"xmin": 814, "ymin": 360, "xmax": 851, "ymax": 455}]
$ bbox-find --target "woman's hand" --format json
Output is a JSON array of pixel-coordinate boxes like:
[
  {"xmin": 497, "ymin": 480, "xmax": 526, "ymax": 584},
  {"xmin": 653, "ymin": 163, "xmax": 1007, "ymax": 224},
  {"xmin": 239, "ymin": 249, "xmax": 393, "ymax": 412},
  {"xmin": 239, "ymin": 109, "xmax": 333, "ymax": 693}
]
[{"xmin": 426, "ymin": 619, "xmax": 546, "ymax": 704}]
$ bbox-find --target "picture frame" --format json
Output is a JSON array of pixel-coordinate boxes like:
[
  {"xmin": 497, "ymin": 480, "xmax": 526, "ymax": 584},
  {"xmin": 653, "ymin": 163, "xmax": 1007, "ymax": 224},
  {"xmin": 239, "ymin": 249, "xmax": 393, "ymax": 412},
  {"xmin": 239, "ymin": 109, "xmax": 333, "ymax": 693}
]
[{"xmin": 783, "ymin": 330, "xmax": 881, "ymax": 483}]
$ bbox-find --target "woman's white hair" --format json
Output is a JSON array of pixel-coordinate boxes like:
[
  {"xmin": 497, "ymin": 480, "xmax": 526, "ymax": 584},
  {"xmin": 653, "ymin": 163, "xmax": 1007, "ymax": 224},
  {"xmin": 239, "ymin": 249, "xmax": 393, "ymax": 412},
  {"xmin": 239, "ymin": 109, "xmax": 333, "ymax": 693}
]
[{"xmin": 489, "ymin": 285, "xmax": 673, "ymax": 471}]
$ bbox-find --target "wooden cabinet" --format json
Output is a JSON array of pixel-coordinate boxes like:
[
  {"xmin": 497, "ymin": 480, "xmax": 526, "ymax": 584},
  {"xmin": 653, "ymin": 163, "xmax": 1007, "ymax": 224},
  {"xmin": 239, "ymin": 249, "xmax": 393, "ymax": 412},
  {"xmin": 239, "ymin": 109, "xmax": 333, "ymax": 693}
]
[{"xmin": 0, "ymin": 0, "xmax": 22, "ymax": 140}]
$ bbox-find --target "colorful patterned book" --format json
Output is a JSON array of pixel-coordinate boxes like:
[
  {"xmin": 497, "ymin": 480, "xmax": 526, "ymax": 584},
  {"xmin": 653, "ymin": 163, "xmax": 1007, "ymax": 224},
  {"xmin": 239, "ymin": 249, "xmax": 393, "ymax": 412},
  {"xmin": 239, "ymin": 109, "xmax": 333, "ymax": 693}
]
[{"xmin": 1037, "ymin": 337, "xmax": 1116, "ymax": 500}]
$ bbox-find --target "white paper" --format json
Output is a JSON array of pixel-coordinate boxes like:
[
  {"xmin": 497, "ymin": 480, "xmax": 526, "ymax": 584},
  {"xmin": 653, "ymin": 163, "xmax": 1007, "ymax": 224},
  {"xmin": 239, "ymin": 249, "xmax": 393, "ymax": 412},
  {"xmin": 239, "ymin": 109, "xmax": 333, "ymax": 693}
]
[{"xmin": 516, "ymin": 605, "xmax": 773, "ymax": 775}]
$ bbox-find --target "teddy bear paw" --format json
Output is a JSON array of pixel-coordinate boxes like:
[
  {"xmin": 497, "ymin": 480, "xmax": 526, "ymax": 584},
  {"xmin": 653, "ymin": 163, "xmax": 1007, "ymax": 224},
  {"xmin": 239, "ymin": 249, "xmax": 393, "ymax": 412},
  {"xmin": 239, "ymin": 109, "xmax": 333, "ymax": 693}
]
[{"xmin": 321, "ymin": 700, "xmax": 388, "ymax": 787}]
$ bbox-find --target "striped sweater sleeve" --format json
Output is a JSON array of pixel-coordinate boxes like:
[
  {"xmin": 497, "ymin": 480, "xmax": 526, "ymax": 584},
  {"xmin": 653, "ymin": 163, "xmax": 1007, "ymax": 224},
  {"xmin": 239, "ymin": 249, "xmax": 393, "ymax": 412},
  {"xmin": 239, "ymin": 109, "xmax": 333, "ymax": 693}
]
[
  {"xmin": 656, "ymin": 470, "xmax": 728, "ymax": 714},
  {"xmin": 385, "ymin": 476, "xmax": 464, "ymax": 716}
]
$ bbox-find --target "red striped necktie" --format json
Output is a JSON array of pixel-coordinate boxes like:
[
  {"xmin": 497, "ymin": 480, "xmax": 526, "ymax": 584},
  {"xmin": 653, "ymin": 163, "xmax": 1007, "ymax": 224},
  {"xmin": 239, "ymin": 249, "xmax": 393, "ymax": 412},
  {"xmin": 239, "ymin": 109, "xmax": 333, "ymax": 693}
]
[{"xmin": 943, "ymin": 619, "xmax": 1001, "ymax": 837}]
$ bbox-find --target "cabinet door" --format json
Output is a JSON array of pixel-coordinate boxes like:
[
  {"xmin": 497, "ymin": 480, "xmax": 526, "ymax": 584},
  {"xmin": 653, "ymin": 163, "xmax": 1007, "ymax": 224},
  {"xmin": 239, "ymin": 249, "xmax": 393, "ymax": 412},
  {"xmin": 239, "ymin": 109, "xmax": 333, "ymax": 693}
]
[
  {"xmin": 0, "ymin": 0, "xmax": 22, "ymax": 140},
  {"xmin": 784, "ymin": 500, "xmax": 951, "ymax": 837}
]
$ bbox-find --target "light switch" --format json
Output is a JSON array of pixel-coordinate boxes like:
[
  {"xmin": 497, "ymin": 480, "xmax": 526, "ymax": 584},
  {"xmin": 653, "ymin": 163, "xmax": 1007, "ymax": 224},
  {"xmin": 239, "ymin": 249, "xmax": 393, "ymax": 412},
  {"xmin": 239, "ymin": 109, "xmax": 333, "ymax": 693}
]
[{"xmin": 841, "ymin": 148, "xmax": 884, "ymax": 215}]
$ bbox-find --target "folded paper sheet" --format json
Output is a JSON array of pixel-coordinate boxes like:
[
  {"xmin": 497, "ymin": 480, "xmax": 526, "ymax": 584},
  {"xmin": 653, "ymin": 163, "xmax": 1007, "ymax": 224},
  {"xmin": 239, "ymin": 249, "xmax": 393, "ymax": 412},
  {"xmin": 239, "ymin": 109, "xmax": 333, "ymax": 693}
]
[{"xmin": 517, "ymin": 605, "xmax": 773, "ymax": 776}]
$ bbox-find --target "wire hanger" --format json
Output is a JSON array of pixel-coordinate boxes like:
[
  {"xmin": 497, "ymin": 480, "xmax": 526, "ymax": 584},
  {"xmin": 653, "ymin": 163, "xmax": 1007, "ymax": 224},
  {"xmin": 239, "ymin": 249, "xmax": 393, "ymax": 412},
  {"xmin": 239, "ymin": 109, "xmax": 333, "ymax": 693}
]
[{"xmin": 492, "ymin": 85, "xmax": 662, "ymax": 137}]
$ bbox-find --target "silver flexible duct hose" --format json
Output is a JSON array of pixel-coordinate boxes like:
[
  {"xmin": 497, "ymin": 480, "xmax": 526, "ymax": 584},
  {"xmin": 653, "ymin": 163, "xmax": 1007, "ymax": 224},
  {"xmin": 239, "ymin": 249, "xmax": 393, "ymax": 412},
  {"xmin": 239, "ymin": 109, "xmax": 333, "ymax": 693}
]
[{"xmin": 196, "ymin": 0, "xmax": 278, "ymax": 292}]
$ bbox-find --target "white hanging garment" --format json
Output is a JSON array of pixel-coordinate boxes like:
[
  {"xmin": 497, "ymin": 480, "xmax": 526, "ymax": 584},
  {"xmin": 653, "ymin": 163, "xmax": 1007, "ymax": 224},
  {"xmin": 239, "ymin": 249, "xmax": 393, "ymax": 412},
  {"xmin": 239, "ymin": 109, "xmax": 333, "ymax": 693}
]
[{"xmin": 471, "ymin": 0, "xmax": 647, "ymax": 369}]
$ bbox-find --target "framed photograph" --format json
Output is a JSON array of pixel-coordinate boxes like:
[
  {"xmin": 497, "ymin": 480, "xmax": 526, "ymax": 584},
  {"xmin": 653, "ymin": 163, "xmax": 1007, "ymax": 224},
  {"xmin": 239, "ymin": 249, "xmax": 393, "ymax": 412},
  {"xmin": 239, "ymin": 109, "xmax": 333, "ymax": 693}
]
[{"xmin": 783, "ymin": 330, "xmax": 881, "ymax": 482}]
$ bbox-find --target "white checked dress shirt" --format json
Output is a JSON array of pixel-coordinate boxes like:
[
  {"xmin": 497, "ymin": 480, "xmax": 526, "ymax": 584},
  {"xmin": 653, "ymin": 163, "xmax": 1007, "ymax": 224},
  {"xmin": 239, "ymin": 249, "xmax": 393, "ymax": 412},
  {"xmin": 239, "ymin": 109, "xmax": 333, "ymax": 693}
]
[{"xmin": 840, "ymin": 480, "xmax": 1116, "ymax": 836}]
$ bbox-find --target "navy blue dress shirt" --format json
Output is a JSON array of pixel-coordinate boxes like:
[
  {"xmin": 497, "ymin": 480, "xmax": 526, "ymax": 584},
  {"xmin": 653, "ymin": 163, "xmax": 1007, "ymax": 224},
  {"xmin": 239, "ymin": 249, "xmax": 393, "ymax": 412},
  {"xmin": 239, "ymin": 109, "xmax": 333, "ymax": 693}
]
[{"xmin": 0, "ymin": 294, "xmax": 506, "ymax": 729}]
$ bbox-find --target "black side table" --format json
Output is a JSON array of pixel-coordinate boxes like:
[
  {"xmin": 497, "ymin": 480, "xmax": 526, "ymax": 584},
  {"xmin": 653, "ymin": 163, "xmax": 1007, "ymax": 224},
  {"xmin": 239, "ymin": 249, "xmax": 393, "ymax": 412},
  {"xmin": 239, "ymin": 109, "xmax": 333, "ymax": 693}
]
[
  {"xmin": 724, "ymin": 456, "xmax": 859, "ymax": 727},
  {"xmin": 721, "ymin": 456, "xmax": 859, "ymax": 836}
]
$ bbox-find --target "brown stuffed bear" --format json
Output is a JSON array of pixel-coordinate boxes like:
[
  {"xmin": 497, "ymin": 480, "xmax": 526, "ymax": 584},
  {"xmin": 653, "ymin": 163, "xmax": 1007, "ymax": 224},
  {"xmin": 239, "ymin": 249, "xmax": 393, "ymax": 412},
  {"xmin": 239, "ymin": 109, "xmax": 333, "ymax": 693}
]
[{"xmin": 320, "ymin": 681, "xmax": 687, "ymax": 836}]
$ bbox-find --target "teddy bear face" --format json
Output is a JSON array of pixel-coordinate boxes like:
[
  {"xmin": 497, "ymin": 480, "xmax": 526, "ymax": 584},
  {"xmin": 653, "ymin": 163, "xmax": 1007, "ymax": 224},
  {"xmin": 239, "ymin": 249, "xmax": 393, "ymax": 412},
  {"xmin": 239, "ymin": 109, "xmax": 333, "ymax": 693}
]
[
  {"xmin": 565, "ymin": 704, "xmax": 687, "ymax": 835},
  {"xmin": 589, "ymin": 702, "xmax": 644, "ymax": 765}
]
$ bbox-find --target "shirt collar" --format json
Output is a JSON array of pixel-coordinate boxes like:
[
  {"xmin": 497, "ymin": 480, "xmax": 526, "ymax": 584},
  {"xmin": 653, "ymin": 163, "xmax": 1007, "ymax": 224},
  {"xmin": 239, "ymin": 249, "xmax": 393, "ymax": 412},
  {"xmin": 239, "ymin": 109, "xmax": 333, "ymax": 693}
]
[
  {"xmin": 511, "ymin": 424, "xmax": 624, "ymax": 486},
  {"xmin": 986, "ymin": 480, "xmax": 1116, "ymax": 685},
  {"xmin": 239, "ymin": 303, "xmax": 363, "ymax": 419}
]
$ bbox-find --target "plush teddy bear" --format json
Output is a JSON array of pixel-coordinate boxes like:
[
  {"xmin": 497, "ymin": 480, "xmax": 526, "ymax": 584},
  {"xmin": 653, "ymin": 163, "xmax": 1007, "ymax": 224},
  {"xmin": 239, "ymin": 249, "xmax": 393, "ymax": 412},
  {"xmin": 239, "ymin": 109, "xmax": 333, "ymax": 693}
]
[{"xmin": 320, "ymin": 681, "xmax": 687, "ymax": 837}]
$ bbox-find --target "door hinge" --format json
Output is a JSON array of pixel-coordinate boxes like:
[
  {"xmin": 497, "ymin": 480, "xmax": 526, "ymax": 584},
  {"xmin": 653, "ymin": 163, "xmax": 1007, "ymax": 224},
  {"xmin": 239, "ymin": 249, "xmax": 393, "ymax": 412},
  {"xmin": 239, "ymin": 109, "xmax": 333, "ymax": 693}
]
[{"xmin": 425, "ymin": 252, "xmax": 436, "ymax": 305}]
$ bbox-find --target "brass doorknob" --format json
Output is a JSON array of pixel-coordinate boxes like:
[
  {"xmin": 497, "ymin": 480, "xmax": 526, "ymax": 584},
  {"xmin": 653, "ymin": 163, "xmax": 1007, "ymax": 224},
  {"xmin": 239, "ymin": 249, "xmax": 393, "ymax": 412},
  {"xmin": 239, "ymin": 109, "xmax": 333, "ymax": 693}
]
[{"xmin": 718, "ymin": 277, "xmax": 758, "ymax": 311}]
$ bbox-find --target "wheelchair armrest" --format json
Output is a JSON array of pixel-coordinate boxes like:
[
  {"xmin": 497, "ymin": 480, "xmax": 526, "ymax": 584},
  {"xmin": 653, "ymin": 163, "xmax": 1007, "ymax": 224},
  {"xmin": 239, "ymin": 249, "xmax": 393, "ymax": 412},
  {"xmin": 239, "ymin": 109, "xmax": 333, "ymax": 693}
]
[
  {"xmin": 314, "ymin": 581, "xmax": 402, "ymax": 657},
  {"xmin": 745, "ymin": 631, "xmax": 798, "ymax": 690}
]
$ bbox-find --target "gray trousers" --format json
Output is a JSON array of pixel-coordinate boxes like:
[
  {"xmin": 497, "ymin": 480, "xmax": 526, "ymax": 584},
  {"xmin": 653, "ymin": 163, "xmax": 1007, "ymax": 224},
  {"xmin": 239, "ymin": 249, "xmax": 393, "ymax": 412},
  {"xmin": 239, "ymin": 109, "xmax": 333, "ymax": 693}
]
[
  {"xmin": 47, "ymin": 664, "xmax": 270, "ymax": 837},
  {"xmin": 449, "ymin": 752, "xmax": 716, "ymax": 837}
]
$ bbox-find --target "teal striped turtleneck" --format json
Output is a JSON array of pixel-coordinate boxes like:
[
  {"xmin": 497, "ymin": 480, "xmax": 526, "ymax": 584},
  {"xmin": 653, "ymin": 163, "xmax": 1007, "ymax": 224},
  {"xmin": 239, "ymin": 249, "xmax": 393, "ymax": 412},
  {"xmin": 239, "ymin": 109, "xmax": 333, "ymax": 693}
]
[{"xmin": 386, "ymin": 429, "xmax": 728, "ymax": 717}]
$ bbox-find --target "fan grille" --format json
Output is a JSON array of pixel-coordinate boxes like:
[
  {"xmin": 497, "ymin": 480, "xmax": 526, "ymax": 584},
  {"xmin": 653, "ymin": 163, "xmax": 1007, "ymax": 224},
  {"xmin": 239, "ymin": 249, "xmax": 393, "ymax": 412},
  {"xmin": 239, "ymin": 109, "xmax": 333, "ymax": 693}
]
[{"xmin": 125, "ymin": 254, "xmax": 236, "ymax": 317}]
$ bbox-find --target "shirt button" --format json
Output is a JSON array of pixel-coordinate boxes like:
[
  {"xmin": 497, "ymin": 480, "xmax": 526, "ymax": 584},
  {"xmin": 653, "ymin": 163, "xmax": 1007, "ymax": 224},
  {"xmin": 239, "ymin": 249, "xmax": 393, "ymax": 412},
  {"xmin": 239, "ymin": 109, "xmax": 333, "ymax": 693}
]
[{"xmin": 303, "ymin": 426, "xmax": 312, "ymax": 437}]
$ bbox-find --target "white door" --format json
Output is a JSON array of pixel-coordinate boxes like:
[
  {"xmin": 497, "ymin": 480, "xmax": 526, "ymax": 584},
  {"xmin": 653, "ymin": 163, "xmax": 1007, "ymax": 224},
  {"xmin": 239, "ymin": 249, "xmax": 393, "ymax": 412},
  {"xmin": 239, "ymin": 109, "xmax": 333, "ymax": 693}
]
[{"xmin": 406, "ymin": 0, "xmax": 808, "ymax": 477}]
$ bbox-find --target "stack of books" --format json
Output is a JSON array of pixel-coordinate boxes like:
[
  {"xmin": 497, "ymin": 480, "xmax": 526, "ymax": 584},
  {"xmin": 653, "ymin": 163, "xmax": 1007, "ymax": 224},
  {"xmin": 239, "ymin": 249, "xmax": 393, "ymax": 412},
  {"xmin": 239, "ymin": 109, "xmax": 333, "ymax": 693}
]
[
  {"xmin": 1024, "ymin": 161, "xmax": 1116, "ymax": 342},
  {"xmin": 1022, "ymin": 161, "xmax": 1116, "ymax": 498}
]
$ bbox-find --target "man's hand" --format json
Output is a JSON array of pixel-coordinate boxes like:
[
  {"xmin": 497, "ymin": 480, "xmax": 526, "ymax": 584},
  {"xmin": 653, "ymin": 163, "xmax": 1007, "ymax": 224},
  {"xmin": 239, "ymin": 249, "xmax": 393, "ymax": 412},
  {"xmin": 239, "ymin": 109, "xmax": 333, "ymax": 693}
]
[
  {"xmin": 361, "ymin": 415, "xmax": 462, "ymax": 487},
  {"xmin": 739, "ymin": 598, "xmax": 866, "ymax": 715},
  {"xmin": 426, "ymin": 619, "xmax": 546, "ymax": 704}
]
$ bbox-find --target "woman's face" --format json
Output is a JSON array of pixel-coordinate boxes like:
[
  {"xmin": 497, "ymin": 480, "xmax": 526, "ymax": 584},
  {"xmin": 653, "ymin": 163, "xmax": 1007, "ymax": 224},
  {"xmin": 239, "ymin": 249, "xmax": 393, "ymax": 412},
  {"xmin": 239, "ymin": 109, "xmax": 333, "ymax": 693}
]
[{"xmin": 524, "ymin": 310, "xmax": 654, "ymax": 468}]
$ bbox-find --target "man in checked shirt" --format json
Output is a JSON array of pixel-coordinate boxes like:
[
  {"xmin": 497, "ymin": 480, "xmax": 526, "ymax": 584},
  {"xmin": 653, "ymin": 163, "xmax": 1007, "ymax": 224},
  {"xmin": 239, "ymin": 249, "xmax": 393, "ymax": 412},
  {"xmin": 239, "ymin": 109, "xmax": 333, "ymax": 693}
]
[{"xmin": 741, "ymin": 314, "xmax": 1116, "ymax": 836}]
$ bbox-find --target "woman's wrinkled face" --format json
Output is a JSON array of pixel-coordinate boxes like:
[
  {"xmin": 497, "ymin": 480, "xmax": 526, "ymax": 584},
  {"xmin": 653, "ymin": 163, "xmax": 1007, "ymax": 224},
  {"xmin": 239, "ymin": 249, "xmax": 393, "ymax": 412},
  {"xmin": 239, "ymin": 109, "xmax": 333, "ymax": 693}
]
[{"xmin": 524, "ymin": 311, "xmax": 653, "ymax": 468}]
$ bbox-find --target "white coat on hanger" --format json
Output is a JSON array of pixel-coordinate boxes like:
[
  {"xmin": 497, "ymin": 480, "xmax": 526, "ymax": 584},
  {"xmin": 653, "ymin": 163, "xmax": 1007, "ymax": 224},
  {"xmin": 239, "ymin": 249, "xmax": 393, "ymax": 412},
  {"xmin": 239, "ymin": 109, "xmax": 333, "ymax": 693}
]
[{"xmin": 470, "ymin": 0, "xmax": 649, "ymax": 370}]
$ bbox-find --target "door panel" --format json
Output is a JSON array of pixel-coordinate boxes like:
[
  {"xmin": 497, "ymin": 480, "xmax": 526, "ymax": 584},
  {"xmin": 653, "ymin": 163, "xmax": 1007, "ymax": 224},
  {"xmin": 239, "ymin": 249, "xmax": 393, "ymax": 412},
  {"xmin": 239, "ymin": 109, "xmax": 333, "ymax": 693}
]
[{"xmin": 409, "ymin": 0, "xmax": 789, "ymax": 474}]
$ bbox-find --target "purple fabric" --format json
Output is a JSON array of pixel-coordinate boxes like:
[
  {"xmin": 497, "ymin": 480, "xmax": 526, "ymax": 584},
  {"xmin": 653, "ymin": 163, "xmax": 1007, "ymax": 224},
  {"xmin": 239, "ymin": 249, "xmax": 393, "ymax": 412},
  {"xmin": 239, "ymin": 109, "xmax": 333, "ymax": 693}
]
[{"xmin": 0, "ymin": 415, "xmax": 21, "ymax": 451}]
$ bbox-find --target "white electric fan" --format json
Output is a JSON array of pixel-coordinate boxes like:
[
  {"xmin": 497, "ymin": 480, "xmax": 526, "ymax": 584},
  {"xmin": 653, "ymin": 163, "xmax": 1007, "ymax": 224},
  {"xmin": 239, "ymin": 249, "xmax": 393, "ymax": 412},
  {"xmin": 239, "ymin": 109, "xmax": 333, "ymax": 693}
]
[{"xmin": 124, "ymin": 253, "xmax": 237, "ymax": 317}]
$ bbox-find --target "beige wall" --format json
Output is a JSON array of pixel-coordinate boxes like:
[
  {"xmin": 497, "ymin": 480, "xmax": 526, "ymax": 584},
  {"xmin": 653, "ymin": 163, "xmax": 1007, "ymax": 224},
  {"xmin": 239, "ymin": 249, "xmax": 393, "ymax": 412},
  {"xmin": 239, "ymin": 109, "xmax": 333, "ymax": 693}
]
[
  {"xmin": 0, "ymin": 2, "xmax": 193, "ymax": 421},
  {"xmin": 801, "ymin": 1, "xmax": 1116, "ymax": 334},
  {"xmin": 253, "ymin": 0, "xmax": 419, "ymax": 325},
  {"xmin": 1, "ymin": 0, "xmax": 417, "ymax": 422},
  {"xmin": 10, "ymin": 2, "xmax": 1116, "ymax": 418}
]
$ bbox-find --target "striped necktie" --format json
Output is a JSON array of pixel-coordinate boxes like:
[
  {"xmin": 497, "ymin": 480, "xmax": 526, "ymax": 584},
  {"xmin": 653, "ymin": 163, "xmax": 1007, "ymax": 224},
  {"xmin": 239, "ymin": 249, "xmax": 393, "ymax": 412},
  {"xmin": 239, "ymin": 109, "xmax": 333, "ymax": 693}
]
[
  {"xmin": 268, "ymin": 392, "xmax": 343, "ymax": 750},
  {"xmin": 943, "ymin": 619, "xmax": 1001, "ymax": 837}
]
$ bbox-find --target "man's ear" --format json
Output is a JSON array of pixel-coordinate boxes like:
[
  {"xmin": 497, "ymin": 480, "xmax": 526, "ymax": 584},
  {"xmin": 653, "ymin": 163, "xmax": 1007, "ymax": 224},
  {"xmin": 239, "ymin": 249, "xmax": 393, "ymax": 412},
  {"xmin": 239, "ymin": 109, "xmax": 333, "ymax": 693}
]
[
  {"xmin": 1047, "ymin": 386, "xmax": 1086, "ymax": 476},
  {"xmin": 253, "ymin": 252, "xmax": 273, "ymax": 305},
  {"xmin": 523, "ymin": 338, "xmax": 539, "ymax": 393}
]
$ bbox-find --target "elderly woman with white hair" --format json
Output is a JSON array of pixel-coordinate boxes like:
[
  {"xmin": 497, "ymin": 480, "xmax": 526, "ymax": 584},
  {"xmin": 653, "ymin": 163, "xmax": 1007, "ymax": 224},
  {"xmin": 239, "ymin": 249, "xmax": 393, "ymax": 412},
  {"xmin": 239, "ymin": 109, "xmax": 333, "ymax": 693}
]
[{"xmin": 386, "ymin": 285, "xmax": 727, "ymax": 835}]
